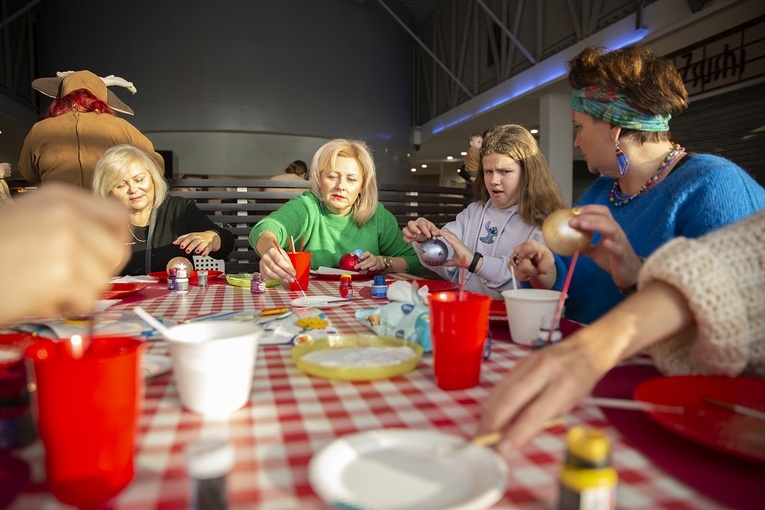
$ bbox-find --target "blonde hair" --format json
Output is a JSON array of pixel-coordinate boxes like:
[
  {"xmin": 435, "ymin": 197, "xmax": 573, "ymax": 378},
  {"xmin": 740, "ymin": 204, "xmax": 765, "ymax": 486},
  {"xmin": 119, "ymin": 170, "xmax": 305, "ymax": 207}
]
[
  {"xmin": 92, "ymin": 144, "xmax": 168, "ymax": 207},
  {"xmin": 478, "ymin": 124, "xmax": 567, "ymax": 227},
  {"xmin": 308, "ymin": 139, "xmax": 378, "ymax": 226}
]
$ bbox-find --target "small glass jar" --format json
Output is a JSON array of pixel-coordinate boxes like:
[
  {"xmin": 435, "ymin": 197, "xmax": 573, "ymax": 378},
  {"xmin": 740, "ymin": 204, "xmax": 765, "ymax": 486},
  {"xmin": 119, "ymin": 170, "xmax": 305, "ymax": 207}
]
[
  {"xmin": 186, "ymin": 438, "xmax": 235, "ymax": 510},
  {"xmin": 250, "ymin": 273, "xmax": 266, "ymax": 294},
  {"xmin": 339, "ymin": 274, "xmax": 353, "ymax": 299},
  {"xmin": 176, "ymin": 267, "xmax": 189, "ymax": 293},
  {"xmin": 534, "ymin": 314, "xmax": 562, "ymax": 349},
  {"xmin": 371, "ymin": 275, "xmax": 388, "ymax": 299},
  {"xmin": 167, "ymin": 267, "xmax": 178, "ymax": 291},
  {"xmin": 197, "ymin": 270, "xmax": 208, "ymax": 287},
  {"xmin": 558, "ymin": 427, "xmax": 618, "ymax": 510}
]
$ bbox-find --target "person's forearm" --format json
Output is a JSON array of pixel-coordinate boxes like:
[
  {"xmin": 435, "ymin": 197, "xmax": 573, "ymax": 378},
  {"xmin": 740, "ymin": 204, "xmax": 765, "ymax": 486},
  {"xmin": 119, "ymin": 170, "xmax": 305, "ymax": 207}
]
[
  {"xmin": 572, "ymin": 280, "xmax": 696, "ymax": 366},
  {"xmin": 255, "ymin": 231, "xmax": 279, "ymax": 257}
]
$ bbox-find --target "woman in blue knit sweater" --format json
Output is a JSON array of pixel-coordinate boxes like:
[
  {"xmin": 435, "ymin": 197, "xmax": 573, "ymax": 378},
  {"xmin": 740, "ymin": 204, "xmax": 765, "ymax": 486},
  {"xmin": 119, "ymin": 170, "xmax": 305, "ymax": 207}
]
[{"xmin": 513, "ymin": 45, "xmax": 765, "ymax": 324}]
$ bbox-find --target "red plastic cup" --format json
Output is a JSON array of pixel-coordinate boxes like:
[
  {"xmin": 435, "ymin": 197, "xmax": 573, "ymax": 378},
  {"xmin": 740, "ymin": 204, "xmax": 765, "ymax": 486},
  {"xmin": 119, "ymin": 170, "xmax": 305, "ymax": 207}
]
[
  {"xmin": 287, "ymin": 251, "xmax": 312, "ymax": 291},
  {"xmin": 25, "ymin": 336, "xmax": 145, "ymax": 509},
  {"xmin": 428, "ymin": 291, "xmax": 491, "ymax": 390}
]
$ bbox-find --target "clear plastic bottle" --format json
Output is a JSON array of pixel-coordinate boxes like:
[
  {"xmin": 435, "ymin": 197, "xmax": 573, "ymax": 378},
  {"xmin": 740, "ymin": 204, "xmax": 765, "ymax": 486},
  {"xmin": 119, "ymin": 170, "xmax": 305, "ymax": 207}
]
[
  {"xmin": 186, "ymin": 438, "xmax": 235, "ymax": 510},
  {"xmin": 558, "ymin": 426, "xmax": 618, "ymax": 510}
]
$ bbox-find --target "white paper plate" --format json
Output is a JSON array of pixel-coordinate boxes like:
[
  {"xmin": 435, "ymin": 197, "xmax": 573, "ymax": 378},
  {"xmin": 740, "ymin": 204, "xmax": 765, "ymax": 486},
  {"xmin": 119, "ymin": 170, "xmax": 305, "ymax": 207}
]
[
  {"xmin": 143, "ymin": 354, "xmax": 172, "ymax": 378},
  {"xmin": 309, "ymin": 429, "xmax": 508, "ymax": 510},
  {"xmin": 290, "ymin": 295, "xmax": 351, "ymax": 309}
]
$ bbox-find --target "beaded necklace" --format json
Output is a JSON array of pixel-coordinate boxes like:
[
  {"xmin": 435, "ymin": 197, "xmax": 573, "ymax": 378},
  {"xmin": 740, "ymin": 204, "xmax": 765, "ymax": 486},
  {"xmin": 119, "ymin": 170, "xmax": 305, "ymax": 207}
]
[{"xmin": 608, "ymin": 143, "xmax": 684, "ymax": 207}]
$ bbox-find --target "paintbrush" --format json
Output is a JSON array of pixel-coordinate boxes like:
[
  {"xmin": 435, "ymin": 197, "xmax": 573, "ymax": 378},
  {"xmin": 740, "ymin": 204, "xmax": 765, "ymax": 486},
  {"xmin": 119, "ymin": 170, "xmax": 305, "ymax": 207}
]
[
  {"xmin": 439, "ymin": 417, "xmax": 567, "ymax": 456},
  {"xmin": 703, "ymin": 397, "xmax": 765, "ymax": 422},
  {"xmin": 272, "ymin": 240, "xmax": 307, "ymax": 300},
  {"xmin": 582, "ymin": 397, "xmax": 684, "ymax": 414}
]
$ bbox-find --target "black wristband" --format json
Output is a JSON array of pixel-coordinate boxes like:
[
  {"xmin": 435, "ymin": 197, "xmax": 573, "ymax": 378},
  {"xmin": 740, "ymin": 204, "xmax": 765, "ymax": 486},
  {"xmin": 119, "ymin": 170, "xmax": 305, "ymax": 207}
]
[
  {"xmin": 468, "ymin": 252, "xmax": 483, "ymax": 273},
  {"xmin": 617, "ymin": 257, "xmax": 646, "ymax": 296}
]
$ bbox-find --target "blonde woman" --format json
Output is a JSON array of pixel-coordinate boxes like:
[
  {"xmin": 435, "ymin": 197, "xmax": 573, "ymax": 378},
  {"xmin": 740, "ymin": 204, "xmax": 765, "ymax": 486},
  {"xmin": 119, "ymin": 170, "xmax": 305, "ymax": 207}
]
[
  {"xmin": 250, "ymin": 139, "xmax": 422, "ymax": 281},
  {"xmin": 92, "ymin": 144, "xmax": 234, "ymax": 275}
]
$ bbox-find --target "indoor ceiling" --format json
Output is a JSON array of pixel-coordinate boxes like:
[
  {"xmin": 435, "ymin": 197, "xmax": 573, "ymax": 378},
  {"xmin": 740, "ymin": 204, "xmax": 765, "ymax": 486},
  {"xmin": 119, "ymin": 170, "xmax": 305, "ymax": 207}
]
[
  {"xmin": 398, "ymin": 0, "xmax": 446, "ymax": 27},
  {"xmin": 0, "ymin": 0, "xmax": 557, "ymax": 179}
]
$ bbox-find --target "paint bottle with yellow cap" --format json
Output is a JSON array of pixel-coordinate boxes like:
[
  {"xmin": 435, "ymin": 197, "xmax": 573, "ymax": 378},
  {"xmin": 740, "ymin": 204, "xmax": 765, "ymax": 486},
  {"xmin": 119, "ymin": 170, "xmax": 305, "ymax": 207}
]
[{"xmin": 558, "ymin": 426, "xmax": 618, "ymax": 510}]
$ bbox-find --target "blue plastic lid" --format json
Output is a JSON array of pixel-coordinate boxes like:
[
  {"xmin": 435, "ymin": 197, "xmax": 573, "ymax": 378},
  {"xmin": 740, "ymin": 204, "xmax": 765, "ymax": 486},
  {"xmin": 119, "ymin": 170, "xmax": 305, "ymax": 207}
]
[{"xmin": 373, "ymin": 275, "xmax": 386, "ymax": 285}]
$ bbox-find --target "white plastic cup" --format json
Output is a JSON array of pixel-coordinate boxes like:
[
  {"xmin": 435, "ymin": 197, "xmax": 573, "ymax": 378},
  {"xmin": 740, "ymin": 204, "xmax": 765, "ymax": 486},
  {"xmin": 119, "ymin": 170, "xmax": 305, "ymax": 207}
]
[
  {"xmin": 167, "ymin": 321, "xmax": 261, "ymax": 417},
  {"xmin": 501, "ymin": 289, "xmax": 562, "ymax": 346}
]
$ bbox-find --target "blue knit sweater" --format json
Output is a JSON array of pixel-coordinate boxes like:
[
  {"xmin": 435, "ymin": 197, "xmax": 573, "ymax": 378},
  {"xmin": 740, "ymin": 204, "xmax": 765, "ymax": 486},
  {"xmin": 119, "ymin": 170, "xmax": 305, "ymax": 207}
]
[{"xmin": 563, "ymin": 153, "xmax": 765, "ymax": 324}]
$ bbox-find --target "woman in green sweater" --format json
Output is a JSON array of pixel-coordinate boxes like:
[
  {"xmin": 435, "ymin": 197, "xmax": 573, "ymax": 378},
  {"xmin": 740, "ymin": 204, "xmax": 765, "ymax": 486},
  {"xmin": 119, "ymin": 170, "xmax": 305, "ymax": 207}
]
[{"xmin": 249, "ymin": 139, "xmax": 422, "ymax": 281}]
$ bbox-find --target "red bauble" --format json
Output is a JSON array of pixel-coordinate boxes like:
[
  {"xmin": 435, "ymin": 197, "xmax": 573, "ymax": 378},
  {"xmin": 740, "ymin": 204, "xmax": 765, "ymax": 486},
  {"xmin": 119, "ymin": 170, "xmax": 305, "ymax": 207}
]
[{"xmin": 338, "ymin": 253, "xmax": 359, "ymax": 271}]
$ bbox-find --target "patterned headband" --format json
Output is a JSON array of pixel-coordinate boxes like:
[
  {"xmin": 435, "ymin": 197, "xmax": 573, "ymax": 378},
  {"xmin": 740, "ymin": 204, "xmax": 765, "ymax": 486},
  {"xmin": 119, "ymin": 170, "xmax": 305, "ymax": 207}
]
[{"xmin": 570, "ymin": 85, "xmax": 670, "ymax": 132}]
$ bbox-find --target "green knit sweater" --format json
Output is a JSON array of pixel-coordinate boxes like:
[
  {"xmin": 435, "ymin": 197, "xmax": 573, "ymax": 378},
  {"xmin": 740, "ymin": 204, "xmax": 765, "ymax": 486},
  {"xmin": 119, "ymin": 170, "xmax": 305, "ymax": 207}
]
[{"xmin": 249, "ymin": 192, "xmax": 423, "ymax": 274}]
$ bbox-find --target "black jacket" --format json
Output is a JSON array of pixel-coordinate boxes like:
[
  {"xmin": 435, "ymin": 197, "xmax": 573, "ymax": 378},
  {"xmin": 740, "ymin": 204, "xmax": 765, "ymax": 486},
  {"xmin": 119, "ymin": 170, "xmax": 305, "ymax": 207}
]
[{"xmin": 122, "ymin": 196, "xmax": 235, "ymax": 275}]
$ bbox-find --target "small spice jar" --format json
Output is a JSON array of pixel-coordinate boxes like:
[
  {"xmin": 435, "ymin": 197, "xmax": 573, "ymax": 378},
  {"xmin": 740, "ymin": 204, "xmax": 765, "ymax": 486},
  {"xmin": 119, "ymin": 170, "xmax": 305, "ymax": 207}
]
[
  {"xmin": 186, "ymin": 438, "xmax": 235, "ymax": 510},
  {"xmin": 339, "ymin": 274, "xmax": 353, "ymax": 299}
]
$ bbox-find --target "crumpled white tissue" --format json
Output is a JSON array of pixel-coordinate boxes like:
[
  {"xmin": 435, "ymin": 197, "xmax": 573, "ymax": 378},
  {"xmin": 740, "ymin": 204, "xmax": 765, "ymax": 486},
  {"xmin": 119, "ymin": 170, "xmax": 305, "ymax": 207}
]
[{"xmin": 387, "ymin": 280, "xmax": 429, "ymax": 304}]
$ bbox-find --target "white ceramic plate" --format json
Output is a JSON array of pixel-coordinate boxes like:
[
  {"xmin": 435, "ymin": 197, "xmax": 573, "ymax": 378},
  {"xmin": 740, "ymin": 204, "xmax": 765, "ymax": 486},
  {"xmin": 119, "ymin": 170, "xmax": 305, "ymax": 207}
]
[
  {"xmin": 143, "ymin": 354, "xmax": 172, "ymax": 378},
  {"xmin": 290, "ymin": 295, "xmax": 351, "ymax": 309},
  {"xmin": 309, "ymin": 429, "xmax": 508, "ymax": 510}
]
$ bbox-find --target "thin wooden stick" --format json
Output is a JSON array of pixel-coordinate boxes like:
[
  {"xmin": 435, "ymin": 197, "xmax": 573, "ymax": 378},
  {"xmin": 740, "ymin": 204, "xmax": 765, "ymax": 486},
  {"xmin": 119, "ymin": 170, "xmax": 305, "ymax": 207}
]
[
  {"xmin": 273, "ymin": 240, "xmax": 307, "ymax": 299},
  {"xmin": 442, "ymin": 417, "xmax": 566, "ymax": 455},
  {"xmin": 299, "ymin": 236, "xmax": 305, "ymax": 252}
]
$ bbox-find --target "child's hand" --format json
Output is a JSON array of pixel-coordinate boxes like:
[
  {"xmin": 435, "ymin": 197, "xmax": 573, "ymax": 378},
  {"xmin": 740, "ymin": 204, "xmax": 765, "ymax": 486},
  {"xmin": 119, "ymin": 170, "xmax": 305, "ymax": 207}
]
[
  {"xmin": 439, "ymin": 229, "xmax": 473, "ymax": 269},
  {"xmin": 403, "ymin": 217, "xmax": 440, "ymax": 243}
]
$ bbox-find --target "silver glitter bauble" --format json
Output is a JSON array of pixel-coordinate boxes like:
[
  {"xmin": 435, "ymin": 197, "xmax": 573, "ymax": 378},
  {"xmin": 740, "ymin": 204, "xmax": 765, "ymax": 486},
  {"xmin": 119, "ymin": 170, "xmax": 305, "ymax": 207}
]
[{"xmin": 420, "ymin": 237, "xmax": 448, "ymax": 265}]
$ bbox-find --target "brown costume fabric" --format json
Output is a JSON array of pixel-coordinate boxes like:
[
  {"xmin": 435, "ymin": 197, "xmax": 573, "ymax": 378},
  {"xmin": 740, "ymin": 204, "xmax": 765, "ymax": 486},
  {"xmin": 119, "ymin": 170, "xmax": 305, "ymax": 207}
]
[
  {"xmin": 18, "ymin": 70, "xmax": 164, "ymax": 190},
  {"xmin": 18, "ymin": 113, "xmax": 163, "ymax": 189}
]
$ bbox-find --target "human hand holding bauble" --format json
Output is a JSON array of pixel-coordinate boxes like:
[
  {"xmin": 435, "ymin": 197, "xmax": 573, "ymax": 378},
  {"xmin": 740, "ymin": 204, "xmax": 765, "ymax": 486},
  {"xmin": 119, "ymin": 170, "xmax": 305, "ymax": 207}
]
[{"xmin": 542, "ymin": 208, "xmax": 593, "ymax": 256}]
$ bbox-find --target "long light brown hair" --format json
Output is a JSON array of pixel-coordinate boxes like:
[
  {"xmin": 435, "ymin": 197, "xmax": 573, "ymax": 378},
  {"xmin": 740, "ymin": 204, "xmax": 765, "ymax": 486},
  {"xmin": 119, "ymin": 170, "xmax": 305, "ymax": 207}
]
[{"xmin": 477, "ymin": 124, "xmax": 567, "ymax": 227}]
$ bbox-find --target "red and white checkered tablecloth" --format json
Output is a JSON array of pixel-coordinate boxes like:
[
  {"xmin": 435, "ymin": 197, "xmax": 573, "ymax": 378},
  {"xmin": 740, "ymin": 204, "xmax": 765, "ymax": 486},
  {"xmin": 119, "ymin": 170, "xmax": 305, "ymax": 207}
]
[{"xmin": 8, "ymin": 276, "xmax": 724, "ymax": 509}]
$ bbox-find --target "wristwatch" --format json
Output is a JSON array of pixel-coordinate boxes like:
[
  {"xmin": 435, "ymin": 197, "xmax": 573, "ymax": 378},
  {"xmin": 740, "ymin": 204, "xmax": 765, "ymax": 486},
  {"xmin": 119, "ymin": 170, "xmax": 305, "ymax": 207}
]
[{"xmin": 382, "ymin": 256, "xmax": 393, "ymax": 272}]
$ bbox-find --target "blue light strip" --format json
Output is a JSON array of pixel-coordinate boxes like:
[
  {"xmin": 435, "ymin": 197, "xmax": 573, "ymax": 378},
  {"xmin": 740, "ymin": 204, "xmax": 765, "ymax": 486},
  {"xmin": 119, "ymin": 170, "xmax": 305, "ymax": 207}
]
[{"xmin": 429, "ymin": 28, "xmax": 648, "ymax": 135}]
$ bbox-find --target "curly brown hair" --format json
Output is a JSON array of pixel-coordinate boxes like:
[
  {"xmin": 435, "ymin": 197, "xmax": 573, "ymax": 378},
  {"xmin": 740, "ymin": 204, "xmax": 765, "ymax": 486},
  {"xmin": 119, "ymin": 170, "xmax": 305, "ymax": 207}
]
[
  {"xmin": 476, "ymin": 124, "xmax": 567, "ymax": 228},
  {"xmin": 568, "ymin": 45, "xmax": 688, "ymax": 143}
]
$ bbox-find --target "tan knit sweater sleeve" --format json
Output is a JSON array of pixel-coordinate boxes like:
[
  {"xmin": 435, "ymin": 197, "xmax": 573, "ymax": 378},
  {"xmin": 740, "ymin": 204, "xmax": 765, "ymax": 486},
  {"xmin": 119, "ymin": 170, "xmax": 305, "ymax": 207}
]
[{"xmin": 637, "ymin": 210, "xmax": 765, "ymax": 377}]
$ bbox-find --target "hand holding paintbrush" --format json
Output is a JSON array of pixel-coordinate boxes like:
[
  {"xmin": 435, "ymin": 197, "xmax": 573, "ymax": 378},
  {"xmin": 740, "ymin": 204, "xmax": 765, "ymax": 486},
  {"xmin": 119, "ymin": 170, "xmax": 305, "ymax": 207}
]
[{"xmin": 272, "ymin": 239, "xmax": 308, "ymax": 299}]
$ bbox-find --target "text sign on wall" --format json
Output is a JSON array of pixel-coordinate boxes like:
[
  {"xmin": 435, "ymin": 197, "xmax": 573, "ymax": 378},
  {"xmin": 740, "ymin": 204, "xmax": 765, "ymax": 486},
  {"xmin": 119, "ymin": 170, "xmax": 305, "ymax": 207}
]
[{"xmin": 667, "ymin": 15, "xmax": 765, "ymax": 97}]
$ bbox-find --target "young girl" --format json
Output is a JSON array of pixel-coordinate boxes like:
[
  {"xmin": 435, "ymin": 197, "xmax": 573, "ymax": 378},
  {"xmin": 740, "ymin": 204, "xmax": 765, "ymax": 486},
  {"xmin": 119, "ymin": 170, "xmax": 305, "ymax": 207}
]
[{"xmin": 403, "ymin": 124, "xmax": 567, "ymax": 298}]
